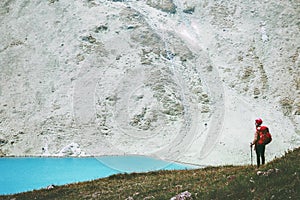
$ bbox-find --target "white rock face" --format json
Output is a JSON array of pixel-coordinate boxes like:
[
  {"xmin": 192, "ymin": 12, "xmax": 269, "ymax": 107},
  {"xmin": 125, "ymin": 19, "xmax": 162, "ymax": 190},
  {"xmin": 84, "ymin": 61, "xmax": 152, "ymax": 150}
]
[{"xmin": 0, "ymin": 0, "xmax": 299, "ymax": 165}]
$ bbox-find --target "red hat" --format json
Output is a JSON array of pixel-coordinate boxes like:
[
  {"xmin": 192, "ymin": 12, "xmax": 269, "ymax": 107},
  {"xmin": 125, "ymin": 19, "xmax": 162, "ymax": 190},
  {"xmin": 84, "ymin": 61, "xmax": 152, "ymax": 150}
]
[{"xmin": 255, "ymin": 118, "xmax": 263, "ymax": 125}]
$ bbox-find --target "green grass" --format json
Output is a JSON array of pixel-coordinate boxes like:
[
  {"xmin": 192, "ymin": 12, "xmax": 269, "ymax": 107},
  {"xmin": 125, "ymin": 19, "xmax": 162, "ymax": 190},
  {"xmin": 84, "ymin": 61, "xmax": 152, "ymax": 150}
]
[{"xmin": 1, "ymin": 147, "xmax": 299, "ymax": 200}]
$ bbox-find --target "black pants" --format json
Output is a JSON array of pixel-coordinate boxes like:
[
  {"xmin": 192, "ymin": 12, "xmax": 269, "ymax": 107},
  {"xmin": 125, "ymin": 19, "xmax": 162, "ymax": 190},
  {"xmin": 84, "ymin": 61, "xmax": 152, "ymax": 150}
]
[{"xmin": 255, "ymin": 144, "xmax": 265, "ymax": 168}]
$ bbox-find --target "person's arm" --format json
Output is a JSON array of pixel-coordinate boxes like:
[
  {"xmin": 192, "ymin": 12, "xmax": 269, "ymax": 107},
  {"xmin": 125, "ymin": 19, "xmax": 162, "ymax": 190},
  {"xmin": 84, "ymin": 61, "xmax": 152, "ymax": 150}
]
[{"xmin": 251, "ymin": 131, "xmax": 258, "ymax": 146}]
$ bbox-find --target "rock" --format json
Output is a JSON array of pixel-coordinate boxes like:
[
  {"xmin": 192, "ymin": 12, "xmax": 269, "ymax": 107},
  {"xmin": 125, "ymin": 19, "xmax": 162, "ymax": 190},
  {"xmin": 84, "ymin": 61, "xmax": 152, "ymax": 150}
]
[
  {"xmin": 183, "ymin": 7, "xmax": 195, "ymax": 14},
  {"xmin": 257, "ymin": 171, "xmax": 263, "ymax": 176},
  {"xmin": 146, "ymin": 0, "xmax": 177, "ymax": 14},
  {"xmin": 0, "ymin": 138, "xmax": 8, "ymax": 146},
  {"xmin": 95, "ymin": 25, "xmax": 108, "ymax": 33},
  {"xmin": 46, "ymin": 184, "xmax": 55, "ymax": 190},
  {"xmin": 170, "ymin": 191, "xmax": 192, "ymax": 200},
  {"xmin": 57, "ymin": 143, "xmax": 83, "ymax": 156},
  {"xmin": 48, "ymin": 0, "xmax": 58, "ymax": 4},
  {"xmin": 0, "ymin": 149, "xmax": 6, "ymax": 157},
  {"xmin": 257, "ymin": 168, "xmax": 280, "ymax": 177},
  {"xmin": 144, "ymin": 196, "xmax": 155, "ymax": 200},
  {"xmin": 82, "ymin": 35, "xmax": 97, "ymax": 43}
]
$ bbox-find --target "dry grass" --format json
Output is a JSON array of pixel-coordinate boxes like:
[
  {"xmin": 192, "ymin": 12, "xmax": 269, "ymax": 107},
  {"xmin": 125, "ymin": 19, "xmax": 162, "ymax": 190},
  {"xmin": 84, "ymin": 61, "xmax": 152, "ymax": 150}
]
[{"xmin": 1, "ymin": 147, "xmax": 299, "ymax": 200}]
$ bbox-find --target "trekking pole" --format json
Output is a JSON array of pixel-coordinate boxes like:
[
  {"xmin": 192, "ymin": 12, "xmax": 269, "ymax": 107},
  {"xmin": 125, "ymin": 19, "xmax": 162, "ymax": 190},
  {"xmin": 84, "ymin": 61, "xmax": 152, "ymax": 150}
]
[{"xmin": 250, "ymin": 142, "xmax": 253, "ymax": 166}]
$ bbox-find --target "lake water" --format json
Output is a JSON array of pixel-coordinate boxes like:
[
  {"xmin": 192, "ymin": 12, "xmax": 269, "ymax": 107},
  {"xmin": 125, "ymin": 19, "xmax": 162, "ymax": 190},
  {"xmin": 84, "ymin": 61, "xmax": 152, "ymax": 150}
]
[{"xmin": 0, "ymin": 156, "xmax": 196, "ymax": 195}]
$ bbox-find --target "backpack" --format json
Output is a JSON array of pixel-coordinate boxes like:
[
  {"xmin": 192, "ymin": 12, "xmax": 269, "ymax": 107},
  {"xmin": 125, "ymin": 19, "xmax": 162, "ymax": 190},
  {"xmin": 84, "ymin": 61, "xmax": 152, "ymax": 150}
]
[{"xmin": 257, "ymin": 126, "xmax": 272, "ymax": 145}]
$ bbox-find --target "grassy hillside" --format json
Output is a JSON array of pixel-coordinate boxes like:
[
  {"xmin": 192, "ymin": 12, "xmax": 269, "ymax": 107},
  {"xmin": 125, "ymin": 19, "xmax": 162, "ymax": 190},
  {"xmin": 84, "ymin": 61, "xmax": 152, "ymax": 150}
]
[{"xmin": 1, "ymin": 147, "xmax": 299, "ymax": 200}]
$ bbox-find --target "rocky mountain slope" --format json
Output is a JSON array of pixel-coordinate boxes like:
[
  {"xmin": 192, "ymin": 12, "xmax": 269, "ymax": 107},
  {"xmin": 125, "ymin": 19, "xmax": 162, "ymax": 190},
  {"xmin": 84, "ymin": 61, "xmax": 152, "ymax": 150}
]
[{"xmin": 0, "ymin": 0, "xmax": 299, "ymax": 166}]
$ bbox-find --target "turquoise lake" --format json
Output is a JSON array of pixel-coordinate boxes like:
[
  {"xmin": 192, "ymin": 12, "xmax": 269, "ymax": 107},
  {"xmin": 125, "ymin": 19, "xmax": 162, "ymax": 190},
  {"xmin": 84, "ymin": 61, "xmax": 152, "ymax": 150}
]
[{"xmin": 0, "ymin": 156, "xmax": 196, "ymax": 195}]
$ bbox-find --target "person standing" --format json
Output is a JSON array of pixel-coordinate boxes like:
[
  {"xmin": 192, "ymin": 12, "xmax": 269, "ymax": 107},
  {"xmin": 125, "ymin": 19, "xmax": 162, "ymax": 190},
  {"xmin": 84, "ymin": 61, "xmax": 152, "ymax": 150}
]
[{"xmin": 250, "ymin": 118, "xmax": 272, "ymax": 168}]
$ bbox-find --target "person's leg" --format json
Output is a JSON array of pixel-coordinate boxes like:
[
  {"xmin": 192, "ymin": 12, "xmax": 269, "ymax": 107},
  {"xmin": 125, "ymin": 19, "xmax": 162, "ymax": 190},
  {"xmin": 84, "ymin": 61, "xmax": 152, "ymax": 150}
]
[
  {"xmin": 255, "ymin": 146, "xmax": 261, "ymax": 167},
  {"xmin": 261, "ymin": 145, "xmax": 266, "ymax": 165}
]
